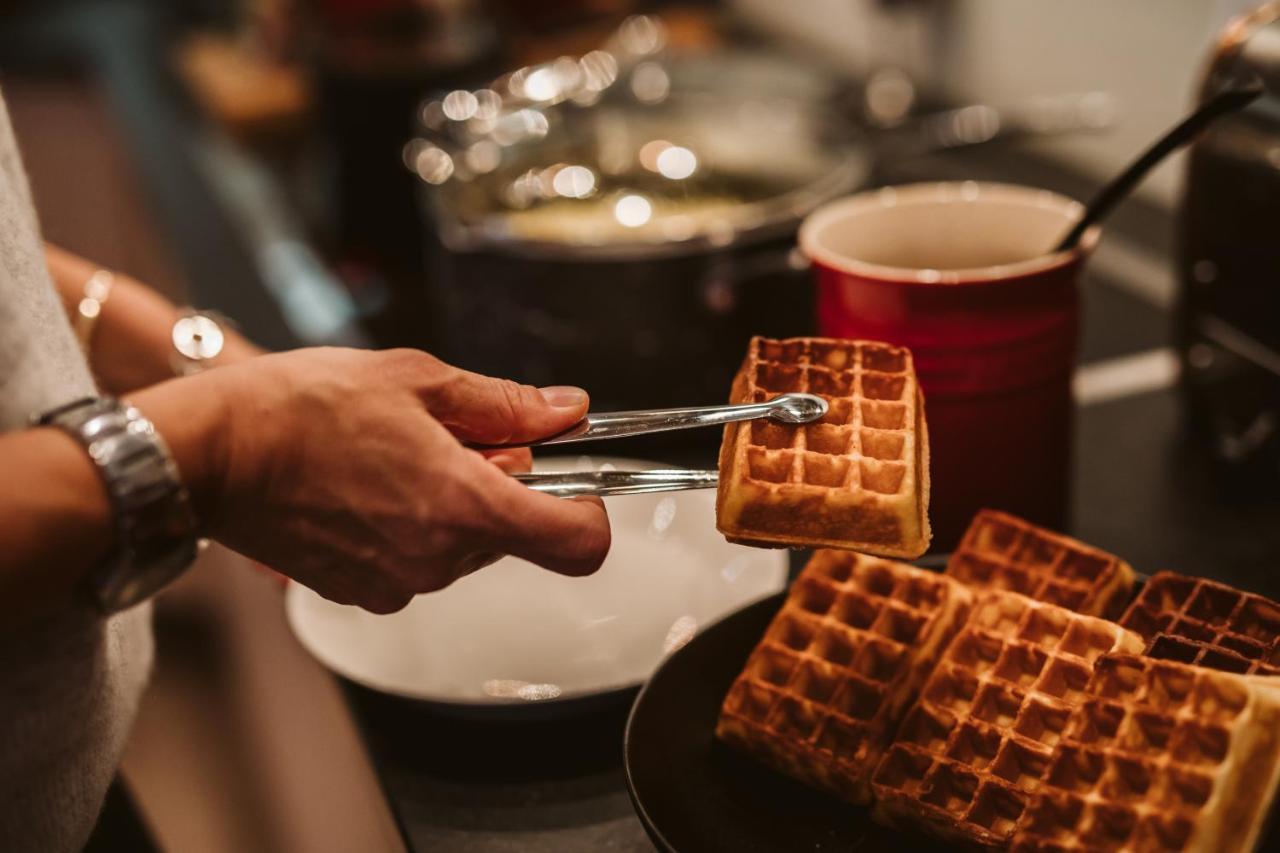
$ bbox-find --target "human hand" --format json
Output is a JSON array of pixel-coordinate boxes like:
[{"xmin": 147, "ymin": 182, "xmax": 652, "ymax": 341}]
[{"xmin": 135, "ymin": 348, "xmax": 610, "ymax": 613}]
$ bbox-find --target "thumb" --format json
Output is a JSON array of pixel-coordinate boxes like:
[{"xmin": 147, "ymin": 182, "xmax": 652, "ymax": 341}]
[{"xmin": 424, "ymin": 370, "xmax": 589, "ymax": 445}]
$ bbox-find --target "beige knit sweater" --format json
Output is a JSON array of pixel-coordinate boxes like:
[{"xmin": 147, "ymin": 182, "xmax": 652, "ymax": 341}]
[{"xmin": 0, "ymin": 93, "xmax": 153, "ymax": 852}]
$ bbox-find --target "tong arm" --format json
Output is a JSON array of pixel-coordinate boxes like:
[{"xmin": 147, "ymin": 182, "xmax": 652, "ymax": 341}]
[
  {"xmin": 513, "ymin": 469, "xmax": 719, "ymax": 498},
  {"xmin": 472, "ymin": 393, "xmax": 826, "ymax": 450}
]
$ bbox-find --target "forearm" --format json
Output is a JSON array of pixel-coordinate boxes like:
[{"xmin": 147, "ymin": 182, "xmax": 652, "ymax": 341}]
[
  {"xmin": 0, "ymin": 428, "xmax": 112, "ymax": 621},
  {"xmin": 47, "ymin": 244, "xmax": 184, "ymax": 392},
  {"xmin": 0, "ymin": 375, "xmax": 229, "ymax": 628},
  {"xmin": 45, "ymin": 243, "xmax": 263, "ymax": 394}
]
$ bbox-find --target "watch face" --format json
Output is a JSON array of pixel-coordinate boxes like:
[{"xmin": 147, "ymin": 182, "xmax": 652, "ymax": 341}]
[{"xmin": 172, "ymin": 315, "xmax": 225, "ymax": 361}]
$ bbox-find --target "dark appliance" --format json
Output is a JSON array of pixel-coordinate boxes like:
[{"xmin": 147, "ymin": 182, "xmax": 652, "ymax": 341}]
[{"xmin": 1179, "ymin": 1, "xmax": 1280, "ymax": 488}]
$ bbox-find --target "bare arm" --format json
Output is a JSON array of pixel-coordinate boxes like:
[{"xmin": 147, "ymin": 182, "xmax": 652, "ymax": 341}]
[
  {"xmin": 4, "ymin": 249, "xmax": 608, "ymax": 630},
  {"xmin": 0, "ymin": 246, "xmax": 261, "ymax": 622},
  {"xmin": 44, "ymin": 243, "xmax": 263, "ymax": 394},
  {"xmin": 0, "ymin": 428, "xmax": 112, "ymax": 613},
  {"xmin": 0, "ymin": 374, "xmax": 228, "ymax": 620}
]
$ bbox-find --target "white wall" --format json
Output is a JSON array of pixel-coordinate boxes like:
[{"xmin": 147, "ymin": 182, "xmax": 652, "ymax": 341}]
[{"xmin": 733, "ymin": 0, "xmax": 1264, "ymax": 206}]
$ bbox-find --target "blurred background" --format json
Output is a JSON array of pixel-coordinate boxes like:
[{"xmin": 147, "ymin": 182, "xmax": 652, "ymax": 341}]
[
  {"xmin": 6, "ymin": 1, "xmax": 1276, "ymax": 851},
  {"xmin": 5, "ymin": 0, "xmax": 1255, "ymax": 358}
]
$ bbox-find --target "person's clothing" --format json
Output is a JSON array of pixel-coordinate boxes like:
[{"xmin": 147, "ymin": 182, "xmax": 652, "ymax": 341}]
[
  {"xmin": 82, "ymin": 777, "xmax": 159, "ymax": 853},
  {"xmin": 0, "ymin": 92, "xmax": 153, "ymax": 853}
]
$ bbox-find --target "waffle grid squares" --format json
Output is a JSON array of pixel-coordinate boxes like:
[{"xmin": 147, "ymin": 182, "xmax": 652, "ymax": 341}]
[
  {"xmin": 1009, "ymin": 654, "xmax": 1264, "ymax": 851},
  {"xmin": 743, "ymin": 341, "xmax": 912, "ymax": 496},
  {"xmin": 1121, "ymin": 571, "xmax": 1280, "ymax": 676},
  {"xmin": 871, "ymin": 593, "xmax": 1143, "ymax": 847},
  {"xmin": 717, "ymin": 551, "xmax": 971, "ymax": 804},
  {"xmin": 946, "ymin": 510, "xmax": 1135, "ymax": 618}
]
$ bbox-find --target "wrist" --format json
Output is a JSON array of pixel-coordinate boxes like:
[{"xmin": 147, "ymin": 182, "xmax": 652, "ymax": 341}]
[
  {"xmin": 219, "ymin": 331, "xmax": 267, "ymax": 365},
  {"xmin": 35, "ymin": 397, "xmax": 200, "ymax": 613},
  {"xmin": 130, "ymin": 371, "xmax": 236, "ymax": 527}
]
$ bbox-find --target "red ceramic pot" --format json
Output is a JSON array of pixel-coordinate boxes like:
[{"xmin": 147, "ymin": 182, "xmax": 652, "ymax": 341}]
[{"xmin": 800, "ymin": 182, "xmax": 1098, "ymax": 550}]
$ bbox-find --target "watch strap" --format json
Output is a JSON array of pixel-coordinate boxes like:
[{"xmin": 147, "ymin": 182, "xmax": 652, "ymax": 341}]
[{"xmin": 37, "ymin": 396, "xmax": 199, "ymax": 613}]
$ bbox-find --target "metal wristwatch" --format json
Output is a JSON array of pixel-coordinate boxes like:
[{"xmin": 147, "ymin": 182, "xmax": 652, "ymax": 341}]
[{"xmin": 36, "ymin": 396, "xmax": 200, "ymax": 613}]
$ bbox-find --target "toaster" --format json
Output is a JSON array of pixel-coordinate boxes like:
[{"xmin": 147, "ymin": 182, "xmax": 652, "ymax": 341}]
[{"xmin": 1179, "ymin": 1, "xmax": 1280, "ymax": 487}]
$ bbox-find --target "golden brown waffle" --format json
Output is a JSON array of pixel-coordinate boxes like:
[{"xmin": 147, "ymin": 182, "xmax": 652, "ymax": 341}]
[
  {"xmin": 716, "ymin": 336, "xmax": 930, "ymax": 559},
  {"xmin": 946, "ymin": 510, "xmax": 1135, "ymax": 618},
  {"xmin": 870, "ymin": 591, "xmax": 1143, "ymax": 847},
  {"xmin": 1009, "ymin": 653, "xmax": 1280, "ymax": 853},
  {"xmin": 1121, "ymin": 571, "xmax": 1280, "ymax": 676},
  {"xmin": 716, "ymin": 550, "xmax": 972, "ymax": 804}
]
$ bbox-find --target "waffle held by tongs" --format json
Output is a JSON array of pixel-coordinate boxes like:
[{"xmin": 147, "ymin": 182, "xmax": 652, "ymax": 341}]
[
  {"xmin": 716, "ymin": 337, "xmax": 930, "ymax": 559},
  {"xmin": 507, "ymin": 336, "xmax": 931, "ymax": 557}
]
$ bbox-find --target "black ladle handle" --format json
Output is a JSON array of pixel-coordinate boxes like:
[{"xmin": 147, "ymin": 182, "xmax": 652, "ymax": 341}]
[{"xmin": 1054, "ymin": 84, "xmax": 1264, "ymax": 253}]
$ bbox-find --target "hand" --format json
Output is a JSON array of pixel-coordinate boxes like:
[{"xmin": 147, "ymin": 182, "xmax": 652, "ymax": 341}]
[{"xmin": 135, "ymin": 348, "xmax": 610, "ymax": 613}]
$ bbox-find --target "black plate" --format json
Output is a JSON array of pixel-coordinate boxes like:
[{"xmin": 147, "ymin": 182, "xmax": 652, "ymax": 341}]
[
  {"xmin": 624, "ymin": 592, "xmax": 950, "ymax": 853},
  {"xmin": 623, "ymin": 582, "xmax": 1280, "ymax": 853}
]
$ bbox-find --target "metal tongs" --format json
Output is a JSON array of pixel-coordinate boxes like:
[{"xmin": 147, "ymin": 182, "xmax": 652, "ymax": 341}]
[{"xmin": 499, "ymin": 393, "xmax": 828, "ymax": 498}]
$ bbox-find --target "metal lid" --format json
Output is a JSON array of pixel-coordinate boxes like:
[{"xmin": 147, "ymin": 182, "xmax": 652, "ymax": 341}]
[{"xmin": 406, "ymin": 16, "xmax": 870, "ymax": 260}]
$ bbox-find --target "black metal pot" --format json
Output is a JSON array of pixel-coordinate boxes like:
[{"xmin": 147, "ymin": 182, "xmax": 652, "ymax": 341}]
[{"xmin": 427, "ymin": 232, "xmax": 815, "ymax": 410}]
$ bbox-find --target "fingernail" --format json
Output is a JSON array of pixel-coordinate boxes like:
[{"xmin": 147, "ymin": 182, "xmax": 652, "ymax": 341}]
[{"xmin": 539, "ymin": 385, "xmax": 587, "ymax": 408}]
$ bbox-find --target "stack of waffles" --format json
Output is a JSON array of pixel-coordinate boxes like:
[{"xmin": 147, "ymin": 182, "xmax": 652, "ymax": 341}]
[
  {"xmin": 946, "ymin": 509, "xmax": 1135, "ymax": 618},
  {"xmin": 717, "ymin": 510, "xmax": 1280, "ymax": 851},
  {"xmin": 716, "ymin": 336, "xmax": 930, "ymax": 559},
  {"xmin": 716, "ymin": 551, "xmax": 972, "ymax": 803},
  {"xmin": 1120, "ymin": 572, "xmax": 1280, "ymax": 676}
]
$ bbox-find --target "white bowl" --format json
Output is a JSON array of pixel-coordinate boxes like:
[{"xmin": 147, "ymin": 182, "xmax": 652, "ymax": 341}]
[{"xmin": 285, "ymin": 456, "xmax": 787, "ymax": 715}]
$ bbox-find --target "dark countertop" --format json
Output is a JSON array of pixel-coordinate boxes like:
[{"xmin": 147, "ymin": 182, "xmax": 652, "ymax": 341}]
[
  {"xmin": 344, "ymin": 144, "xmax": 1280, "ymax": 852},
  {"xmin": 1073, "ymin": 390, "xmax": 1280, "ymax": 593}
]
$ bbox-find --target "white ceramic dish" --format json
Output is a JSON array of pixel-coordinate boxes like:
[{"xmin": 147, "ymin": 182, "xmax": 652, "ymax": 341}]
[{"xmin": 285, "ymin": 456, "xmax": 788, "ymax": 716}]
